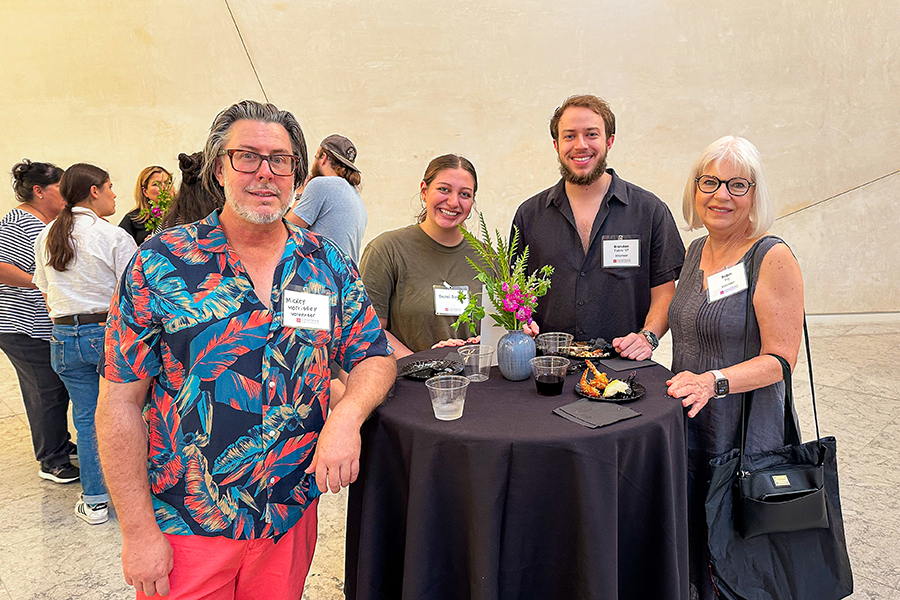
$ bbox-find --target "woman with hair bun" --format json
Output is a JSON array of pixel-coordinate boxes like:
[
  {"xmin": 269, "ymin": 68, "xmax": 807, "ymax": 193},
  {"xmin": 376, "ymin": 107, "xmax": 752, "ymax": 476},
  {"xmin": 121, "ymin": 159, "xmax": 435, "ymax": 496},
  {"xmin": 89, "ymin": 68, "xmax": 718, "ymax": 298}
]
[
  {"xmin": 34, "ymin": 163, "xmax": 138, "ymax": 525},
  {"xmin": 159, "ymin": 151, "xmax": 224, "ymax": 230},
  {"xmin": 0, "ymin": 159, "xmax": 79, "ymax": 484},
  {"xmin": 119, "ymin": 165, "xmax": 172, "ymax": 245},
  {"xmin": 359, "ymin": 154, "xmax": 480, "ymax": 357}
]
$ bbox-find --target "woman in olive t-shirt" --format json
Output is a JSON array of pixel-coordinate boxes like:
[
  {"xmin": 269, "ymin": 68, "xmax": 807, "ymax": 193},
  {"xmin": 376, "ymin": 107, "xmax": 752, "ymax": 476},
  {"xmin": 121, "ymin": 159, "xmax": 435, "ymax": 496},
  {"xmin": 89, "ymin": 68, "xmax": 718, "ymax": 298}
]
[{"xmin": 359, "ymin": 154, "xmax": 481, "ymax": 357}]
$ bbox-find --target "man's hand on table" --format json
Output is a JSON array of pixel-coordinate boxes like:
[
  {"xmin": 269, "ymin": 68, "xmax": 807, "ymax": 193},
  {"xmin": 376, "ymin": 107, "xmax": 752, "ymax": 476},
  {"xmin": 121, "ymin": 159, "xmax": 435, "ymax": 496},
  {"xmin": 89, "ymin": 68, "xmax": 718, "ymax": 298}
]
[{"xmin": 612, "ymin": 332, "xmax": 653, "ymax": 361}]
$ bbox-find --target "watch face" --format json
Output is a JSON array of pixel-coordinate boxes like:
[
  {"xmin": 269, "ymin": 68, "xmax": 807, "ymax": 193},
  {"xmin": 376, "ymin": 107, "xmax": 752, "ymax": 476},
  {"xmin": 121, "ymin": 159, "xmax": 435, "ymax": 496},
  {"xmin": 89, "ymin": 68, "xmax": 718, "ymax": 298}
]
[{"xmin": 715, "ymin": 378, "xmax": 729, "ymax": 397}]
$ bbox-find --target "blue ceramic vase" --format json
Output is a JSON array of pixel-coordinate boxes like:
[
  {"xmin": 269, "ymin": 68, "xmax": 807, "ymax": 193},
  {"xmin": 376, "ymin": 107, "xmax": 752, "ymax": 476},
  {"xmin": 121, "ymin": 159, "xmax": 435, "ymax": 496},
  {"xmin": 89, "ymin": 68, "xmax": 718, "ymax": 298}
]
[{"xmin": 497, "ymin": 329, "xmax": 535, "ymax": 381}]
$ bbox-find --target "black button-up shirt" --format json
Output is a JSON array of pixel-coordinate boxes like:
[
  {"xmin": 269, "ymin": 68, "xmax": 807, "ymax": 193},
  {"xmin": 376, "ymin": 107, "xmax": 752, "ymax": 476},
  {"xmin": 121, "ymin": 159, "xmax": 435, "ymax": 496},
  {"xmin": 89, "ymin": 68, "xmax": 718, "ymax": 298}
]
[{"xmin": 512, "ymin": 170, "xmax": 684, "ymax": 341}]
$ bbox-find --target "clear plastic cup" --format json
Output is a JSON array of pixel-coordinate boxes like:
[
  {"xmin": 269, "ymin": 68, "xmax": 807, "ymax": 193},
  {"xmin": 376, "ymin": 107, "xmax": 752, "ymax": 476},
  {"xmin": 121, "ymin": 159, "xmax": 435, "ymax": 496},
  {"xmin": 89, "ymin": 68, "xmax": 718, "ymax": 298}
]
[
  {"xmin": 425, "ymin": 375, "xmax": 470, "ymax": 420},
  {"xmin": 536, "ymin": 332, "xmax": 574, "ymax": 356},
  {"xmin": 529, "ymin": 356, "xmax": 570, "ymax": 396},
  {"xmin": 457, "ymin": 344, "xmax": 495, "ymax": 382}
]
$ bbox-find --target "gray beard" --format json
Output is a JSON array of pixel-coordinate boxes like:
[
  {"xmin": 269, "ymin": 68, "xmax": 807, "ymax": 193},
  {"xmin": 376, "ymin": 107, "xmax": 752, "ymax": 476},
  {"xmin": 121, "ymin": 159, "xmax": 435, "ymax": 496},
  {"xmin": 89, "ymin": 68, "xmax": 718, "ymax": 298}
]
[
  {"xmin": 224, "ymin": 189, "xmax": 289, "ymax": 225},
  {"xmin": 558, "ymin": 155, "xmax": 608, "ymax": 186}
]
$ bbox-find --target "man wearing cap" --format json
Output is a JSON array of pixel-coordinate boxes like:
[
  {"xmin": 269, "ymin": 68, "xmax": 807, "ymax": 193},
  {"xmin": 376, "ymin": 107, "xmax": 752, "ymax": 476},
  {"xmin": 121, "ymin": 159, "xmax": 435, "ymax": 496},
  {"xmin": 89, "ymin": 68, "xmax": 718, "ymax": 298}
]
[
  {"xmin": 287, "ymin": 134, "xmax": 367, "ymax": 264},
  {"xmin": 513, "ymin": 94, "xmax": 685, "ymax": 360}
]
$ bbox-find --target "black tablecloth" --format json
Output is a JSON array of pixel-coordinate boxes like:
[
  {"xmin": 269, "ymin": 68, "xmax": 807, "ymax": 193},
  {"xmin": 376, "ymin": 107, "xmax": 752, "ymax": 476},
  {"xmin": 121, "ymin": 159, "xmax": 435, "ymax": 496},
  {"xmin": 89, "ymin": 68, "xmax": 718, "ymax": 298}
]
[{"xmin": 345, "ymin": 349, "xmax": 689, "ymax": 600}]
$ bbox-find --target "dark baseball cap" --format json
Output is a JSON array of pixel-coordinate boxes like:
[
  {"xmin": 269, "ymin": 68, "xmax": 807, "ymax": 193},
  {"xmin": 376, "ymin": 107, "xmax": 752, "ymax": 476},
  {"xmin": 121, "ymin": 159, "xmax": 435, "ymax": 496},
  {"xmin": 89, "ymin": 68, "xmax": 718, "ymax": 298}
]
[{"xmin": 320, "ymin": 134, "xmax": 360, "ymax": 174}]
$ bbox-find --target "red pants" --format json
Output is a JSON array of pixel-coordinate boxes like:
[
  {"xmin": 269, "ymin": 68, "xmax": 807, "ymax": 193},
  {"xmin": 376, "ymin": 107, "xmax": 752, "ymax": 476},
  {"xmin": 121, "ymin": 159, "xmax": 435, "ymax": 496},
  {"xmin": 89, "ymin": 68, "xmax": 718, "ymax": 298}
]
[{"xmin": 137, "ymin": 499, "xmax": 318, "ymax": 600}]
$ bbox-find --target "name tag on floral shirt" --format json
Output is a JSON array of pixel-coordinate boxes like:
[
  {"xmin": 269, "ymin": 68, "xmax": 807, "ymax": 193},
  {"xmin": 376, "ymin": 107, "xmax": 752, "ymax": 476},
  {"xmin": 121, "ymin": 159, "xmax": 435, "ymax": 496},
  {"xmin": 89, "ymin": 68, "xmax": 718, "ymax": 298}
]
[
  {"xmin": 706, "ymin": 263, "xmax": 748, "ymax": 302},
  {"xmin": 283, "ymin": 289, "xmax": 331, "ymax": 330}
]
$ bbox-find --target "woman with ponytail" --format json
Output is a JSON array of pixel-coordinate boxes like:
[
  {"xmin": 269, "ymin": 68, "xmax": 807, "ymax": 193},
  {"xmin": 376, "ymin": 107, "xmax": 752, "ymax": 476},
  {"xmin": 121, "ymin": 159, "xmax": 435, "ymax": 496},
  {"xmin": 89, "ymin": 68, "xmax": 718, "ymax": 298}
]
[
  {"xmin": 1, "ymin": 159, "xmax": 78, "ymax": 484},
  {"xmin": 33, "ymin": 163, "xmax": 137, "ymax": 525}
]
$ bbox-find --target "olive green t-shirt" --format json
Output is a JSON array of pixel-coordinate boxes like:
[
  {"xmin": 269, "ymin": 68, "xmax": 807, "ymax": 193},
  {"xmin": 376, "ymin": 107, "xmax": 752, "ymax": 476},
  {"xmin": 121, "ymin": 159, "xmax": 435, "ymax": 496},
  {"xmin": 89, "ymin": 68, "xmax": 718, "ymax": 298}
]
[{"xmin": 359, "ymin": 224, "xmax": 480, "ymax": 353}]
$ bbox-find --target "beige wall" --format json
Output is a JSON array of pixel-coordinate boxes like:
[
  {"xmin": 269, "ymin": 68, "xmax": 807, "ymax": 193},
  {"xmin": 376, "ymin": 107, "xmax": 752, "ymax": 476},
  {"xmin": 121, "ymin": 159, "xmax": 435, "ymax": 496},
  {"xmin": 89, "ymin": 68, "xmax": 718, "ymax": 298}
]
[{"xmin": 2, "ymin": 0, "xmax": 897, "ymax": 313}]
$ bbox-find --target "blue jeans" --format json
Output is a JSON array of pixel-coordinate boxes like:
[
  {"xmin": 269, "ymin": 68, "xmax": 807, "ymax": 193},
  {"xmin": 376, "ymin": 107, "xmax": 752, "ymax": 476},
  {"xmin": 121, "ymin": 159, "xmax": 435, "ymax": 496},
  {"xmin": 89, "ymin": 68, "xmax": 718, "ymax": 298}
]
[{"xmin": 50, "ymin": 323, "xmax": 109, "ymax": 504}]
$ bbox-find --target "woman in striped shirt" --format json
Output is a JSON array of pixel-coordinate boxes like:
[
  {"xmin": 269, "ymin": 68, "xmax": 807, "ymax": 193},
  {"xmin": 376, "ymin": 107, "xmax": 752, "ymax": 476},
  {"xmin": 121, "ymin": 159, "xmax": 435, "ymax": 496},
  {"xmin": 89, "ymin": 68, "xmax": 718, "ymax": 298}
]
[{"xmin": 0, "ymin": 160, "xmax": 79, "ymax": 484}]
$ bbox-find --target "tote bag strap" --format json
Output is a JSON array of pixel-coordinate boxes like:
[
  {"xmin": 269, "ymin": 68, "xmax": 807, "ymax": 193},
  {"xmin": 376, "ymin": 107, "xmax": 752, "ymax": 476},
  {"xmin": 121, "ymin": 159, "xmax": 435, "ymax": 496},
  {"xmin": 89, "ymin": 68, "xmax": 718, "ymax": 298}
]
[
  {"xmin": 737, "ymin": 239, "xmax": 824, "ymax": 469},
  {"xmin": 737, "ymin": 242, "xmax": 761, "ymax": 456},
  {"xmin": 767, "ymin": 353, "xmax": 802, "ymax": 446}
]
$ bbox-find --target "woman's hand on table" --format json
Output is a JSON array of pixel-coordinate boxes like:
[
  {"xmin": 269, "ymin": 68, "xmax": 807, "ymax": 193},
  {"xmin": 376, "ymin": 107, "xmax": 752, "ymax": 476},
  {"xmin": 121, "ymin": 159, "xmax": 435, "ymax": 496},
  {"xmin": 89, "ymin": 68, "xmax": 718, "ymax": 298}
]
[
  {"xmin": 432, "ymin": 336, "xmax": 480, "ymax": 349},
  {"xmin": 666, "ymin": 371, "xmax": 716, "ymax": 418}
]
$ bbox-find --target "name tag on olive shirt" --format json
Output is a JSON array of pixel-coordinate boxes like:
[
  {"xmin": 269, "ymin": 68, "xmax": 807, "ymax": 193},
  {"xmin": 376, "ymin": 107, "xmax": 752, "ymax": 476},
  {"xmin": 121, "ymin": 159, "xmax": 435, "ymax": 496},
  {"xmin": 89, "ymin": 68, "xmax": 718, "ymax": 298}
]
[
  {"xmin": 283, "ymin": 289, "xmax": 331, "ymax": 330},
  {"xmin": 706, "ymin": 263, "xmax": 748, "ymax": 302},
  {"xmin": 434, "ymin": 286, "xmax": 469, "ymax": 316},
  {"xmin": 601, "ymin": 236, "xmax": 640, "ymax": 268}
]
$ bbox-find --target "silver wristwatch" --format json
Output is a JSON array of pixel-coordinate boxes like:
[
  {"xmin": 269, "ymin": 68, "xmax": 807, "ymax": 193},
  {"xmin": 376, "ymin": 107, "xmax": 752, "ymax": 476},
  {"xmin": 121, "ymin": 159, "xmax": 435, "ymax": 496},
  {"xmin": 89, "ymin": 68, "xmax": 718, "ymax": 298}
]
[{"xmin": 639, "ymin": 329, "xmax": 659, "ymax": 350}]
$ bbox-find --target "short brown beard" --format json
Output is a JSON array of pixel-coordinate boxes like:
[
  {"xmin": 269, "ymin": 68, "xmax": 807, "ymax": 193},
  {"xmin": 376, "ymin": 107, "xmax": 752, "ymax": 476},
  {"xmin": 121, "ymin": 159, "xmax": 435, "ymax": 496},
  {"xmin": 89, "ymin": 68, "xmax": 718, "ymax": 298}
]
[
  {"xmin": 558, "ymin": 154, "xmax": 607, "ymax": 186},
  {"xmin": 309, "ymin": 159, "xmax": 322, "ymax": 179}
]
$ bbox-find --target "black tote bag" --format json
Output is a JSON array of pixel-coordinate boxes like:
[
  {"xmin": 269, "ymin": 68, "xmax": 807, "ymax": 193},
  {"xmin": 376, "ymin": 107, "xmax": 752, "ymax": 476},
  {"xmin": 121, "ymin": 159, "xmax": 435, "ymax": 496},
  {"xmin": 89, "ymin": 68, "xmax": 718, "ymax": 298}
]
[
  {"xmin": 707, "ymin": 435, "xmax": 852, "ymax": 600},
  {"xmin": 703, "ymin": 245, "xmax": 852, "ymax": 600}
]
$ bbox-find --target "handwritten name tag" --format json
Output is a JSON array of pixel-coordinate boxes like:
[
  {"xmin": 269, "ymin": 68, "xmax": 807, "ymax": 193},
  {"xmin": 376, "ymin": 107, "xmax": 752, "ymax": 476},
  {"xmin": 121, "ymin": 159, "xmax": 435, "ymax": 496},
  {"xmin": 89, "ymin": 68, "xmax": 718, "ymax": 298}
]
[
  {"xmin": 434, "ymin": 286, "xmax": 469, "ymax": 316},
  {"xmin": 283, "ymin": 289, "xmax": 331, "ymax": 330}
]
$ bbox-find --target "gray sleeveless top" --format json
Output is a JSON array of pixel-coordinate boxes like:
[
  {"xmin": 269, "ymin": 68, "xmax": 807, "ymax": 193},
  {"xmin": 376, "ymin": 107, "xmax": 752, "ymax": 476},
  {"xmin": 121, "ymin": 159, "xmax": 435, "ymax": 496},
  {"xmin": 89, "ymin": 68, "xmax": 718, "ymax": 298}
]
[{"xmin": 668, "ymin": 235, "xmax": 792, "ymax": 457}]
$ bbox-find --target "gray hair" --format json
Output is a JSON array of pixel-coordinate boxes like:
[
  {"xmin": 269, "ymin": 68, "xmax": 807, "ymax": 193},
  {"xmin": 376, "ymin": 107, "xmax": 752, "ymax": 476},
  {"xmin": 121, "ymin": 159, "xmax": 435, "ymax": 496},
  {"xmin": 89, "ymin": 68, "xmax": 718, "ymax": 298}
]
[
  {"xmin": 201, "ymin": 100, "xmax": 309, "ymax": 196},
  {"xmin": 681, "ymin": 135, "xmax": 774, "ymax": 238}
]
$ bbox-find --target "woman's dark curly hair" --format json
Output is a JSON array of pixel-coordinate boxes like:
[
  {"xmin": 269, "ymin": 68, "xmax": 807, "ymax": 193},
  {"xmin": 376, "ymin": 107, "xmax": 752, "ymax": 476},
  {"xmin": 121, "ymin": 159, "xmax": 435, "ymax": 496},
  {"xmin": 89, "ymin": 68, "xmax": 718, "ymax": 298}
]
[{"xmin": 160, "ymin": 152, "xmax": 224, "ymax": 230}]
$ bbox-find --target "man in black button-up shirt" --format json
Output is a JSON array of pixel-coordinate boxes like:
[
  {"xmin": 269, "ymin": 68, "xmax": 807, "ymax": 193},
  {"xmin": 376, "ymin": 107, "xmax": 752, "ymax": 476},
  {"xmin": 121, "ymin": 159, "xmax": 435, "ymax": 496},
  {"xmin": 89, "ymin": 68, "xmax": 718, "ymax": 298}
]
[{"xmin": 512, "ymin": 95, "xmax": 684, "ymax": 359}]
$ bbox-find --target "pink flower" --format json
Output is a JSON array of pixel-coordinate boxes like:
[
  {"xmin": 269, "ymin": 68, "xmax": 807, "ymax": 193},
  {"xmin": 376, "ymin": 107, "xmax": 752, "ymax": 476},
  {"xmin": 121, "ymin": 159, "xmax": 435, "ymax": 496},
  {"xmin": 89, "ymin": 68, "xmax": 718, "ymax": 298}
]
[{"xmin": 501, "ymin": 282, "xmax": 509, "ymax": 292}]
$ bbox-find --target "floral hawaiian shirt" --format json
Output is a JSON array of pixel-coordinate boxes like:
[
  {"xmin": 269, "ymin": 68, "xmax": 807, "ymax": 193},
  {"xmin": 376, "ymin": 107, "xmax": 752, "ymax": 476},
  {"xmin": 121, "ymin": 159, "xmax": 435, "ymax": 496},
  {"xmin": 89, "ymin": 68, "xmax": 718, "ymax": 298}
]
[{"xmin": 101, "ymin": 211, "xmax": 390, "ymax": 540}]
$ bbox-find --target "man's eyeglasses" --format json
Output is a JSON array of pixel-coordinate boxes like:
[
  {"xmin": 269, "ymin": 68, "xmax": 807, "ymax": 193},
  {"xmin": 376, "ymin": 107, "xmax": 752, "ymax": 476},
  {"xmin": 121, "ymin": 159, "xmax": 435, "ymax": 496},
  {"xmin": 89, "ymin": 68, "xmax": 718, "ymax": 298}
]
[
  {"xmin": 695, "ymin": 175, "xmax": 755, "ymax": 196},
  {"xmin": 220, "ymin": 149, "xmax": 299, "ymax": 177}
]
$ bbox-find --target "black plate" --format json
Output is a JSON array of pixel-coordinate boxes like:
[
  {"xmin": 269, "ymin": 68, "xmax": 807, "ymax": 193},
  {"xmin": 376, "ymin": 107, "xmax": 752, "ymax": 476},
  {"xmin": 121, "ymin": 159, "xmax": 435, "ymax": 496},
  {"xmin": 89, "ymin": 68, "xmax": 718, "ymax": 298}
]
[
  {"xmin": 574, "ymin": 381, "xmax": 645, "ymax": 403},
  {"xmin": 399, "ymin": 359, "xmax": 464, "ymax": 381},
  {"xmin": 563, "ymin": 342, "xmax": 614, "ymax": 360}
]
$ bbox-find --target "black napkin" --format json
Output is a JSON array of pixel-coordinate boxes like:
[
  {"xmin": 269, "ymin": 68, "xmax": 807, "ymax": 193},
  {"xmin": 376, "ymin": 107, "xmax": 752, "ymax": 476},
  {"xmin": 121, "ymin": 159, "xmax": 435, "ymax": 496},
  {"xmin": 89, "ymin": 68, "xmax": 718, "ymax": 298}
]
[
  {"xmin": 598, "ymin": 357, "xmax": 657, "ymax": 372},
  {"xmin": 443, "ymin": 350, "xmax": 462, "ymax": 363},
  {"xmin": 553, "ymin": 399, "xmax": 641, "ymax": 429}
]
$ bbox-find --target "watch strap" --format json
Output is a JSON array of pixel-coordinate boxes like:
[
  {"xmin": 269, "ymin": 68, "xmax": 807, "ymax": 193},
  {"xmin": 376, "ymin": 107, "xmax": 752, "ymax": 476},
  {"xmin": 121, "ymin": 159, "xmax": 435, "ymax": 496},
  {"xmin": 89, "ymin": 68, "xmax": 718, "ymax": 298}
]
[
  {"xmin": 711, "ymin": 369, "xmax": 727, "ymax": 398},
  {"xmin": 639, "ymin": 329, "xmax": 659, "ymax": 350}
]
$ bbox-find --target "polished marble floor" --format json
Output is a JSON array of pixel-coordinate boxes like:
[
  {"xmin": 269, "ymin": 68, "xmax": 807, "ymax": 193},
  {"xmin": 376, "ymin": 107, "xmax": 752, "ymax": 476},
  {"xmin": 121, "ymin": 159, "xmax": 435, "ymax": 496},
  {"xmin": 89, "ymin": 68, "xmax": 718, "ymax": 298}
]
[{"xmin": 0, "ymin": 316, "xmax": 898, "ymax": 599}]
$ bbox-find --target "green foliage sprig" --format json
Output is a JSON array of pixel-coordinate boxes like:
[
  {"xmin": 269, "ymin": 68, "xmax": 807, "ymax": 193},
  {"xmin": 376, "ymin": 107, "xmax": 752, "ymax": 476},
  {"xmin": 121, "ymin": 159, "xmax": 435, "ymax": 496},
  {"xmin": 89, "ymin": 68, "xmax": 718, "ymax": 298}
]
[
  {"xmin": 453, "ymin": 214, "xmax": 554, "ymax": 332},
  {"xmin": 138, "ymin": 180, "xmax": 174, "ymax": 232}
]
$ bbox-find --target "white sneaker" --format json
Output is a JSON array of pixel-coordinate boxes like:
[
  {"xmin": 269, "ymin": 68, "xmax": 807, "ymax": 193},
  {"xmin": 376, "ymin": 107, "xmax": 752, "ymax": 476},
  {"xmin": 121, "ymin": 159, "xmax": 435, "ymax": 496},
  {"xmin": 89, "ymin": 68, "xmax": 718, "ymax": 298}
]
[{"xmin": 75, "ymin": 496, "xmax": 108, "ymax": 525}]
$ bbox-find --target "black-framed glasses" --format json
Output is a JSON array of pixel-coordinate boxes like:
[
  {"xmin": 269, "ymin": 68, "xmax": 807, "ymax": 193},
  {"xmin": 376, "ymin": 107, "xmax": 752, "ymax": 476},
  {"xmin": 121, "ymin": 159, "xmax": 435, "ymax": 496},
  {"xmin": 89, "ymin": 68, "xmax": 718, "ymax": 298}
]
[
  {"xmin": 220, "ymin": 149, "xmax": 299, "ymax": 177},
  {"xmin": 695, "ymin": 175, "xmax": 755, "ymax": 196}
]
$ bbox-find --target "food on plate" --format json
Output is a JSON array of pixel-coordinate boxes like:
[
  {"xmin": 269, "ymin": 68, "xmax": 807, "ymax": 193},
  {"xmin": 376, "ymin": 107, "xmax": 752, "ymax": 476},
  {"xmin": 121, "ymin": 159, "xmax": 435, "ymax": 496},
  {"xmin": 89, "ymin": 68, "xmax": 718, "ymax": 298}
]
[
  {"xmin": 579, "ymin": 360, "xmax": 610, "ymax": 397},
  {"xmin": 602, "ymin": 379, "xmax": 631, "ymax": 398},
  {"xmin": 565, "ymin": 341, "xmax": 612, "ymax": 358}
]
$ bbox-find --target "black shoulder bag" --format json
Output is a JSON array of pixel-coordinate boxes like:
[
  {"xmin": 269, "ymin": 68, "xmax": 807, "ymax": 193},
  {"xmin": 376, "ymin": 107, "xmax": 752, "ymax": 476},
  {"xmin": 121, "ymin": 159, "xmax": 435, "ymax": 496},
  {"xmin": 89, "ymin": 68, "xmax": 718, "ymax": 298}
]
[{"xmin": 704, "ymin": 243, "xmax": 853, "ymax": 600}]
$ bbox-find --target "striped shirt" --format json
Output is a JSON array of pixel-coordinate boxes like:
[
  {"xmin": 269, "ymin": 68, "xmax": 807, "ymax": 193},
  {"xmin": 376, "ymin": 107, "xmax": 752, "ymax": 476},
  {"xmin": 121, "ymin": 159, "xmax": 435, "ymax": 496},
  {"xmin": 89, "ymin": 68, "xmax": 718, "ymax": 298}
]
[{"xmin": 0, "ymin": 208, "xmax": 52, "ymax": 340}]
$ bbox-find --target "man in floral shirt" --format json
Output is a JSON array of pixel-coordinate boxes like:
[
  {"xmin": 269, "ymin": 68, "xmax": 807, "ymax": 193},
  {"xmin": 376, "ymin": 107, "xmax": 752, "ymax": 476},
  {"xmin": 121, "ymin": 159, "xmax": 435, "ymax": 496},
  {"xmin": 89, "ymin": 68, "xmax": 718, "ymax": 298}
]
[{"xmin": 96, "ymin": 100, "xmax": 395, "ymax": 599}]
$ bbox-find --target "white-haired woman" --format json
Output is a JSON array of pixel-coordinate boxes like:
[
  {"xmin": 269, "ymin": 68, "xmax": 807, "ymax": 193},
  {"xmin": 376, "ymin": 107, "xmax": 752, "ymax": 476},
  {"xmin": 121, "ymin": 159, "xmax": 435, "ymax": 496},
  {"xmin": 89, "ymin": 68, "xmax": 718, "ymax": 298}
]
[{"xmin": 665, "ymin": 136, "xmax": 804, "ymax": 600}]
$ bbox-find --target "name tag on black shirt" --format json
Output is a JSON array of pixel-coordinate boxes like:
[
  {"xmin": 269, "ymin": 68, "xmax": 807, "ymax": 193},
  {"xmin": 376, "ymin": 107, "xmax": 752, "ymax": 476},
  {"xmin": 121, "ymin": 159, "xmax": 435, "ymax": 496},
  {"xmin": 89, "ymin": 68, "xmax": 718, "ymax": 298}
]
[{"xmin": 601, "ymin": 236, "xmax": 640, "ymax": 268}]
